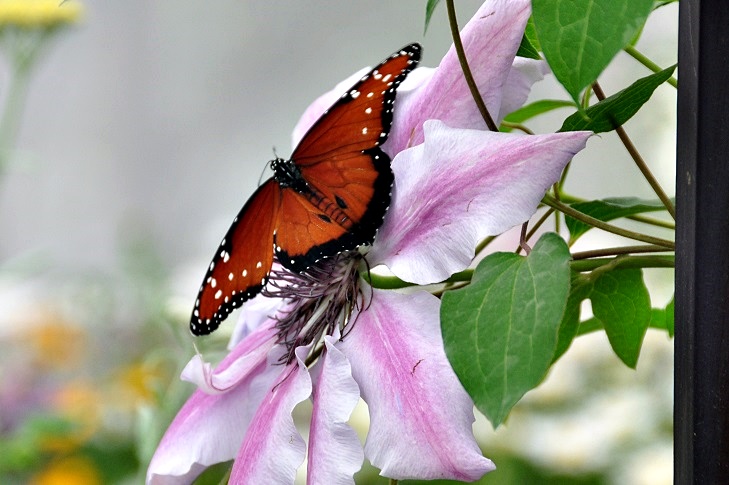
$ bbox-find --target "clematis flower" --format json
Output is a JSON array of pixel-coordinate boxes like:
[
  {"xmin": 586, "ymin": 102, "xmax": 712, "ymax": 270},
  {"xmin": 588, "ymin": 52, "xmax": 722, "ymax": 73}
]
[{"xmin": 148, "ymin": 0, "xmax": 592, "ymax": 483}]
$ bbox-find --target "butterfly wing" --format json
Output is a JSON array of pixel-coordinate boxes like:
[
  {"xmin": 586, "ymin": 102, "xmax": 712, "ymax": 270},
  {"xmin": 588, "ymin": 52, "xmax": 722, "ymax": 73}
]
[
  {"xmin": 276, "ymin": 43, "xmax": 421, "ymax": 271},
  {"xmin": 190, "ymin": 179, "xmax": 280, "ymax": 335}
]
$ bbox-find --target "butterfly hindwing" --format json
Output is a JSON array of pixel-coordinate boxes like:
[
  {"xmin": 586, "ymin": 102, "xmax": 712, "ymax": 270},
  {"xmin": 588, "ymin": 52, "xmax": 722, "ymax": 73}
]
[{"xmin": 191, "ymin": 179, "xmax": 280, "ymax": 335}]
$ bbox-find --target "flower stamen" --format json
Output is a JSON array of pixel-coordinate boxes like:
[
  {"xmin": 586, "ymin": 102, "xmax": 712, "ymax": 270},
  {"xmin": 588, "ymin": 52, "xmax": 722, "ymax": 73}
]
[{"xmin": 263, "ymin": 251, "xmax": 364, "ymax": 364}]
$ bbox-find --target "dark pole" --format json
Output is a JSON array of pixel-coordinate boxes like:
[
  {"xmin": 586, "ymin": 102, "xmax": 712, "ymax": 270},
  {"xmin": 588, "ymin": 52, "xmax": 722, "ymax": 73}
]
[{"xmin": 675, "ymin": 0, "xmax": 729, "ymax": 483}]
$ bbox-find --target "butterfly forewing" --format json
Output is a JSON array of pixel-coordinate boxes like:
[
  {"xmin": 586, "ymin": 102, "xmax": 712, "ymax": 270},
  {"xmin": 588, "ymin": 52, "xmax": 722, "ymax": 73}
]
[
  {"xmin": 292, "ymin": 43, "xmax": 422, "ymax": 166},
  {"xmin": 191, "ymin": 180, "xmax": 280, "ymax": 335},
  {"xmin": 276, "ymin": 43, "xmax": 421, "ymax": 269},
  {"xmin": 190, "ymin": 43, "xmax": 421, "ymax": 335}
]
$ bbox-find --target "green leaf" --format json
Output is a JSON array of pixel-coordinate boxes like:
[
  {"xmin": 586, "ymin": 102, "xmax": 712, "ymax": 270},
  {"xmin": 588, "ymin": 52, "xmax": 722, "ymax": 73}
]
[
  {"xmin": 590, "ymin": 269, "xmax": 651, "ymax": 368},
  {"xmin": 559, "ymin": 64, "xmax": 676, "ymax": 133},
  {"xmin": 524, "ymin": 15, "xmax": 541, "ymax": 53},
  {"xmin": 424, "ymin": 0, "xmax": 441, "ymax": 34},
  {"xmin": 566, "ymin": 196, "xmax": 673, "ymax": 243},
  {"xmin": 441, "ymin": 233, "xmax": 571, "ymax": 426},
  {"xmin": 553, "ymin": 275, "xmax": 593, "ymax": 362},
  {"xmin": 532, "ymin": 0, "xmax": 654, "ymax": 102},
  {"xmin": 516, "ymin": 33, "xmax": 541, "ymax": 60},
  {"xmin": 646, "ymin": 296, "xmax": 675, "ymax": 337},
  {"xmin": 501, "ymin": 99, "xmax": 575, "ymax": 131},
  {"xmin": 665, "ymin": 296, "xmax": 675, "ymax": 337}
]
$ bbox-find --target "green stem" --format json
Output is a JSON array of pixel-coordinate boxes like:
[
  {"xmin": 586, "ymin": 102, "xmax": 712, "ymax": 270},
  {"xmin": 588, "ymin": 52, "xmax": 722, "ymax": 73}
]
[
  {"xmin": 572, "ymin": 244, "xmax": 671, "ymax": 260},
  {"xmin": 499, "ymin": 120, "xmax": 534, "ymax": 134},
  {"xmin": 367, "ymin": 253, "xmax": 674, "ymax": 291},
  {"xmin": 592, "ymin": 82, "xmax": 676, "ymax": 220},
  {"xmin": 474, "ymin": 235, "xmax": 497, "ymax": 257},
  {"xmin": 629, "ymin": 213, "xmax": 675, "ymax": 230},
  {"xmin": 445, "ymin": 0, "xmax": 498, "ymax": 132},
  {"xmin": 624, "ymin": 44, "xmax": 678, "ymax": 88},
  {"xmin": 570, "ymin": 254, "xmax": 674, "ymax": 272},
  {"xmin": 0, "ymin": 60, "xmax": 32, "ymax": 176},
  {"xmin": 555, "ymin": 192, "xmax": 675, "ymax": 230},
  {"xmin": 515, "ymin": 208, "xmax": 554, "ymax": 254},
  {"xmin": 542, "ymin": 194, "xmax": 675, "ymax": 249}
]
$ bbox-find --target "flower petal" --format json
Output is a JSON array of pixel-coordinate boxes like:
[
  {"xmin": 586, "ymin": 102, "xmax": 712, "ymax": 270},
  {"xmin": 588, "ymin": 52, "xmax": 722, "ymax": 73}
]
[
  {"xmin": 338, "ymin": 289, "xmax": 494, "ymax": 481},
  {"xmin": 307, "ymin": 335, "xmax": 364, "ymax": 485},
  {"xmin": 182, "ymin": 318, "xmax": 278, "ymax": 394},
  {"xmin": 229, "ymin": 345, "xmax": 312, "ymax": 484},
  {"xmin": 386, "ymin": 0, "xmax": 532, "ymax": 154},
  {"xmin": 371, "ymin": 120, "xmax": 591, "ymax": 284},
  {"xmin": 228, "ymin": 292, "xmax": 285, "ymax": 349},
  {"xmin": 147, "ymin": 340, "xmax": 283, "ymax": 484},
  {"xmin": 498, "ymin": 57, "xmax": 550, "ymax": 122}
]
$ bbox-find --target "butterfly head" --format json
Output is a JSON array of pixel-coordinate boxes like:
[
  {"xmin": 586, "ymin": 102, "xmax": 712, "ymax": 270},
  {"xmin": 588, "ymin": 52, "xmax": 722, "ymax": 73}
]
[{"xmin": 271, "ymin": 157, "xmax": 307, "ymax": 191}]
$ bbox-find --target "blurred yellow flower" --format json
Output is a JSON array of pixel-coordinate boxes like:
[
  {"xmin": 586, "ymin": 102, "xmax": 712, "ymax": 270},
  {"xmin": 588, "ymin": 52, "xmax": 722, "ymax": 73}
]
[
  {"xmin": 41, "ymin": 381, "xmax": 100, "ymax": 452},
  {"xmin": 30, "ymin": 455, "xmax": 101, "ymax": 485},
  {"xmin": 21, "ymin": 317, "xmax": 87, "ymax": 370},
  {"xmin": 0, "ymin": 0, "xmax": 82, "ymax": 29},
  {"xmin": 113, "ymin": 361, "xmax": 165, "ymax": 407}
]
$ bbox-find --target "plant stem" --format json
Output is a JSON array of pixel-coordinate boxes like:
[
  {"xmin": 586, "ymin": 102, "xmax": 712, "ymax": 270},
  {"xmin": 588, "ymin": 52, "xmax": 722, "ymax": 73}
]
[
  {"xmin": 570, "ymin": 254, "xmax": 674, "ymax": 272},
  {"xmin": 592, "ymin": 81, "xmax": 676, "ymax": 220},
  {"xmin": 629, "ymin": 213, "xmax": 675, "ymax": 230},
  {"xmin": 572, "ymin": 244, "xmax": 671, "ymax": 260},
  {"xmin": 500, "ymin": 120, "xmax": 534, "ymax": 134},
  {"xmin": 474, "ymin": 235, "xmax": 497, "ymax": 257},
  {"xmin": 542, "ymin": 194, "xmax": 675, "ymax": 249},
  {"xmin": 555, "ymin": 192, "xmax": 675, "ymax": 230},
  {"xmin": 515, "ymin": 208, "xmax": 554, "ymax": 254},
  {"xmin": 445, "ymin": 0, "xmax": 497, "ymax": 131},
  {"xmin": 0, "ymin": 60, "xmax": 32, "ymax": 176},
  {"xmin": 367, "ymin": 253, "xmax": 674, "ymax": 291},
  {"xmin": 624, "ymin": 44, "xmax": 678, "ymax": 88}
]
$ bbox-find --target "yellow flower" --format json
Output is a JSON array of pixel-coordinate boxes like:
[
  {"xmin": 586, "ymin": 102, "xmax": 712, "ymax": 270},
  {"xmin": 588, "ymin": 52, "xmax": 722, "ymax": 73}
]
[
  {"xmin": 30, "ymin": 455, "xmax": 101, "ymax": 485},
  {"xmin": 20, "ymin": 316, "xmax": 87, "ymax": 370},
  {"xmin": 41, "ymin": 381, "xmax": 100, "ymax": 453},
  {"xmin": 0, "ymin": 0, "xmax": 82, "ymax": 30},
  {"xmin": 112, "ymin": 361, "xmax": 165, "ymax": 407}
]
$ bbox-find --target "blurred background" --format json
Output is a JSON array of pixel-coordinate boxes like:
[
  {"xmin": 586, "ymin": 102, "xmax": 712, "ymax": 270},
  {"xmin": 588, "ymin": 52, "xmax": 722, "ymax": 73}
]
[{"xmin": 0, "ymin": 1, "xmax": 676, "ymax": 484}]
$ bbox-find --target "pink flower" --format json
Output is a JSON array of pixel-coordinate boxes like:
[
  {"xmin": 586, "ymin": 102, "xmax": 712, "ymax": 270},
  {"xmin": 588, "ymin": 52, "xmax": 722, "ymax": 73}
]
[{"xmin": 148, "ymin": 0, "xmax": 591, "ymax": 483}]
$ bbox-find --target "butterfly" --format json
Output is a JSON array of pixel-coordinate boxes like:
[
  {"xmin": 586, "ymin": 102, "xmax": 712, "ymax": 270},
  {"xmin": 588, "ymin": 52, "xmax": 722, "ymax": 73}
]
[{"xmin": 190, "ymin": 43, "xmax": 422, "ymax": 336}]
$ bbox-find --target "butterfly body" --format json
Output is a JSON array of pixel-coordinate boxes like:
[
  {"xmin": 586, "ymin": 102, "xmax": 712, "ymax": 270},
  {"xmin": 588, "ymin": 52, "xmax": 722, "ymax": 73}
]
[{"xmin": 191, "ymin": 43, "xmax": 421, "ymax": 336}]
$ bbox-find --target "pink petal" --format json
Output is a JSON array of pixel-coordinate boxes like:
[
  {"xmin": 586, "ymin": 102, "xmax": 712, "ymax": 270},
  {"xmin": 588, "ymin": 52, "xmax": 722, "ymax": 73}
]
[
  {"xmin": 338, "ymin": 289, "xmax": 494, "ymax": 481},
  {"xmin": 307, "ymin": 335, "xmax": 364, "ymax": 485},
  {"xmin": 370, "ymin": 120, "xmax": 591, "ymax": 284},
  {"xmin": 498, "ymin": 57, "xmax": 550, "ymax": 122},
  {"xmin": 228, "ymin": 293, "xmax": 286, "ymax": 349},
  {"xmin": 147, "ymin": 339, "xmax": 283, "ymax": 484},
  {"xmin": 182, "ymin": 318, "xmax": 278, "ymax": 393},
  {"xmin": 230, "ymin": 345, "xmax": 312, "ymax": 484},
  {"xmin": 386, "ymin": 0, "xmax": 532, "ymax": 154}
]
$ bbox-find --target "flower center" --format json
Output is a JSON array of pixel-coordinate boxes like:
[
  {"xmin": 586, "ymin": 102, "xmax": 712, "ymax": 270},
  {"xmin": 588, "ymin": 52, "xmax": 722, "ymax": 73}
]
[{"xmin": 263, "ymin": 250, "xmax": 365, "ymax": 364}]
